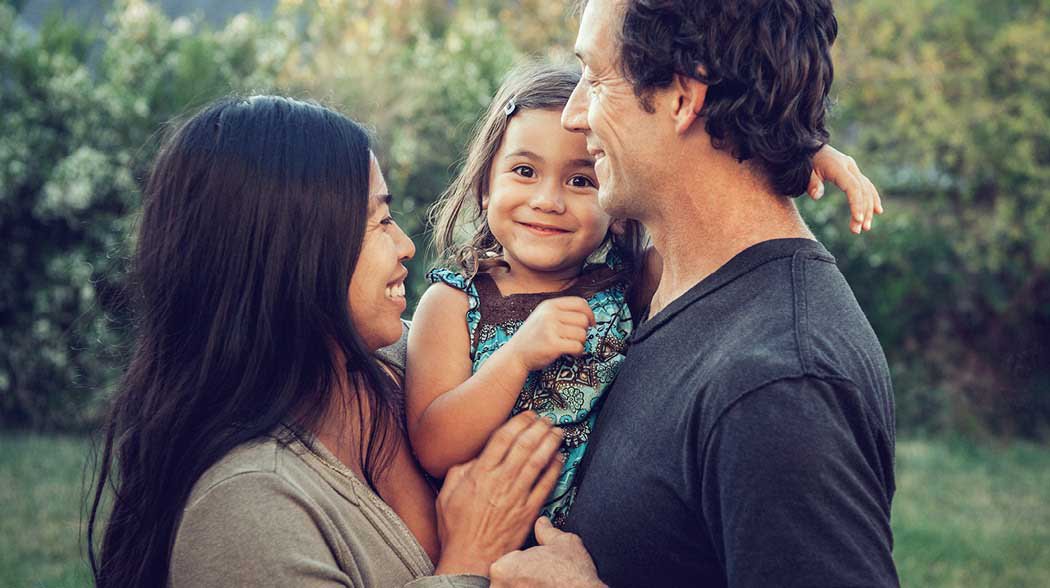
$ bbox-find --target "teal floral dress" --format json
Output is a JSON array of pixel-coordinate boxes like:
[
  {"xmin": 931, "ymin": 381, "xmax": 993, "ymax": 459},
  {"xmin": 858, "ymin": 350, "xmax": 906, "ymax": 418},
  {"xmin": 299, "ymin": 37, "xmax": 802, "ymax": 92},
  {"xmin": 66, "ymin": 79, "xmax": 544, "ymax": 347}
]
[{"xmin": 427, "ymin": 252, "xmax": 634, "ymax": 526}]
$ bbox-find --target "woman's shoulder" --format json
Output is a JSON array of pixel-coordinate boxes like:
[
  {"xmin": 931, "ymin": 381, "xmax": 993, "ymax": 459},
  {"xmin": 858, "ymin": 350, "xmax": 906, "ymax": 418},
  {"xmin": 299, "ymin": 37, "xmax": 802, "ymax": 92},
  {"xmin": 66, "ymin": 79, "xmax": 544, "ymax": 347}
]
[{"xmin": 184, "ymin": 436, "xmax": 305, "ymax": 509}]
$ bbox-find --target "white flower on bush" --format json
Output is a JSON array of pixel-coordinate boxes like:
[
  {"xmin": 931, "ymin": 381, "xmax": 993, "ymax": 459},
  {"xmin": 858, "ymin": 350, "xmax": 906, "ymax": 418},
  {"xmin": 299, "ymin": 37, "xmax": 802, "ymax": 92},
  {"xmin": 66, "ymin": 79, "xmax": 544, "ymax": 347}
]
[{"xmin": 39, "ymin": 147, "xmax": 112, "ymax": 220}]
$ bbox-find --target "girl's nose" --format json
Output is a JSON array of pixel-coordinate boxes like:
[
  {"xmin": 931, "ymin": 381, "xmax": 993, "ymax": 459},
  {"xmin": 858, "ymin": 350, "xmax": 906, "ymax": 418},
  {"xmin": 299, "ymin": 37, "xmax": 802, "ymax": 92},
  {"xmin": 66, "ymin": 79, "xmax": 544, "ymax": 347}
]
[{"xmin": 529, "ymin": 185, "xmax": 565, "ymax": 214}]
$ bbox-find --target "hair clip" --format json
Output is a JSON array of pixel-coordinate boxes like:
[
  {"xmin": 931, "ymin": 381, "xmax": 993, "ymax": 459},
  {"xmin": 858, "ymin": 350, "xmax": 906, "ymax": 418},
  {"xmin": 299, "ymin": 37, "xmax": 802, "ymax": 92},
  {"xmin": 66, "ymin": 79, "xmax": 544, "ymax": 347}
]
[{"xmin": 503, "ymin": 98, "xmax": 517, "ymax": 117}]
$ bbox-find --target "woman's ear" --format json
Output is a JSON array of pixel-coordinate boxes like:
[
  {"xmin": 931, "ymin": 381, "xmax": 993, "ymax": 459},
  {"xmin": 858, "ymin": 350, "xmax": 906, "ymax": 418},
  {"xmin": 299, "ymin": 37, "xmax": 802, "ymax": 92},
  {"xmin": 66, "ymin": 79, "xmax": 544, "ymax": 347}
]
[
  {"xmin": 609, "ymin": 218, "xmax": 627, "ymax": 236},
  {"xmin": 481, "ymin": 193, "xmax": 489, "ymax": 211}
]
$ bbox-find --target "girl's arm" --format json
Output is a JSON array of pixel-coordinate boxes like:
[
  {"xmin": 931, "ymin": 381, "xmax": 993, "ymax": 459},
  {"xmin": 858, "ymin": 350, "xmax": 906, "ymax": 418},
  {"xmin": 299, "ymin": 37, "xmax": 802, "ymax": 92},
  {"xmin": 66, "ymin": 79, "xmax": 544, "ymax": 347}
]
[
  {"xmin": 406, "ymin": 284, "xmax": 594, "ymax": 479},
  {"xmin": 406, "ymin": 283, "xmax": 529, "ymax": 479},
  {"xmin": 808, "ymin": 144, "xmax": 884, "ymax": 234}
]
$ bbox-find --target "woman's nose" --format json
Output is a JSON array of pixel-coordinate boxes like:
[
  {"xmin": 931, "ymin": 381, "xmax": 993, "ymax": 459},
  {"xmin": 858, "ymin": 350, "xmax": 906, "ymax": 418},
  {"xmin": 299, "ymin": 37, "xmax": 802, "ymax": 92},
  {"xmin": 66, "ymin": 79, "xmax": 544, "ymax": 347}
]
[{"xmin": 395, "ymin": 223, "xmax": 416, "ymax": 261}]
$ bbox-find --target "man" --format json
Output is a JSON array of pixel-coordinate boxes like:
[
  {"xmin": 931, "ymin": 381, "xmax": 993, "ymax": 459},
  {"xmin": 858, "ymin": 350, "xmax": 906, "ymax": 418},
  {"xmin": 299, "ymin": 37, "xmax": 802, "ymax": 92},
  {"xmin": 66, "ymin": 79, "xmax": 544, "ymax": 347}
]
[{"xmin": 490, "ymin": 0, "xmax": 898, "ymax": 586}]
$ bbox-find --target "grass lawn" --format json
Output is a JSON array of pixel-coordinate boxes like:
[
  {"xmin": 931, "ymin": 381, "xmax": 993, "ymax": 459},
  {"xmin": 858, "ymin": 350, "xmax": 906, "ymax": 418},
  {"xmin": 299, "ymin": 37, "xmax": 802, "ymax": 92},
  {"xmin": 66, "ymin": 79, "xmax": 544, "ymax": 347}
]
[{"xmin": 1, "ymin": 433, "xmax": 1048, "ymax": 587}]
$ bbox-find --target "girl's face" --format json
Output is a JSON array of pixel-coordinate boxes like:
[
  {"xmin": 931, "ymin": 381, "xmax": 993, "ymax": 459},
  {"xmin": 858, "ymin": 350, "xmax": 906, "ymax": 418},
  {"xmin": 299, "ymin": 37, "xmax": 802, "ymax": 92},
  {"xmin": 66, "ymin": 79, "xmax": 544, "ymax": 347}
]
[
  {"xmin": 483, "ymin": 108, "xmax": 612, "ymax": 285},
  {"xmin": 347, "ymin": 155, "xmax": 416, "ymax": 351}
]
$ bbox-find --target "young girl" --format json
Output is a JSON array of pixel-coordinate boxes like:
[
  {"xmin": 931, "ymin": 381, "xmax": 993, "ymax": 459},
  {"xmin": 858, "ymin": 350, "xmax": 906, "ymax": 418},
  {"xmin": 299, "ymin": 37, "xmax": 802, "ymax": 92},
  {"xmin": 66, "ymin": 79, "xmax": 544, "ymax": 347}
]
[{"xmin": 406, "ymin": 62, "xmax": 878, "ymax": 527}]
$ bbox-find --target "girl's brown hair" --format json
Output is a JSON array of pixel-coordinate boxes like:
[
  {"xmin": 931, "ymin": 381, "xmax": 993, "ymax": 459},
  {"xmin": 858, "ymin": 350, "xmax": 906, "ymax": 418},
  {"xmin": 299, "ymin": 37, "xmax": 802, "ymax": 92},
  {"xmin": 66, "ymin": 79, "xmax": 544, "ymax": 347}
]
[{"xmin": 430, "ymin": 61, "xmax": 646, "ymax": 278}]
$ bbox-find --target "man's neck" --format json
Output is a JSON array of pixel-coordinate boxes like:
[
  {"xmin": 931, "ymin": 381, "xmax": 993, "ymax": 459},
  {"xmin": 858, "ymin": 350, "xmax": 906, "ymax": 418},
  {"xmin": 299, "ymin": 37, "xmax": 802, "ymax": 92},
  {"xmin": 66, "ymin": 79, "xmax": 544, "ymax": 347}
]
[{"xmin": 644, "ymin": 161, "xmax": 814, "ymax": 315}]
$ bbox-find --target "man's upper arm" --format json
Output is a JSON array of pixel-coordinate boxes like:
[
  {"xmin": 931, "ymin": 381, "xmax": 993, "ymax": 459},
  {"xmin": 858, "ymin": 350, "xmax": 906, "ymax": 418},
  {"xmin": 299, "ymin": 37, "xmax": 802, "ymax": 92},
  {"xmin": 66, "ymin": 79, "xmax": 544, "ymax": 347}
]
[{"xmin": 700, "ymin": 376, "xmax": 898, "ymax": 587}]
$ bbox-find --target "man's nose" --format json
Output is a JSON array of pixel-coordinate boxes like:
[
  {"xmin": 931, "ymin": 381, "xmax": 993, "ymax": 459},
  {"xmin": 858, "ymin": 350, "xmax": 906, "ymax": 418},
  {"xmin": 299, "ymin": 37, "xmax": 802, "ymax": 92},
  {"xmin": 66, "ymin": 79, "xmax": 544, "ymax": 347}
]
[{"xmin": 562, "ymin": 79, "xmax": 589, "ymax": 133}]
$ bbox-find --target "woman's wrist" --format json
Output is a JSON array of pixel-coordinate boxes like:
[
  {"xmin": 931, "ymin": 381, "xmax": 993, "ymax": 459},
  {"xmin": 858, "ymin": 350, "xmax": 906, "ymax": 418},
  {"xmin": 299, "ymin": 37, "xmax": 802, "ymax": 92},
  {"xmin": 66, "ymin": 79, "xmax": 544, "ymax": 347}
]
[{"xmin": 433, "ymin": 548, "xmax": 493, "ymax": 578}]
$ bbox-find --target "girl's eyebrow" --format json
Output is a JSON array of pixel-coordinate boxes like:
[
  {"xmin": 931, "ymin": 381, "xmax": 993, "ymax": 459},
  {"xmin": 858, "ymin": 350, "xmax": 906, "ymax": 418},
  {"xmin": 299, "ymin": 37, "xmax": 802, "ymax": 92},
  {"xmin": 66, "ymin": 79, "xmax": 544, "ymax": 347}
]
[
  {"xmin": 504, "ymin": 151, "xmax": 595, "ymax": 169},
  {"xmin": 505, "ymin": 149, "xmax": 545, "ymax": 162}
]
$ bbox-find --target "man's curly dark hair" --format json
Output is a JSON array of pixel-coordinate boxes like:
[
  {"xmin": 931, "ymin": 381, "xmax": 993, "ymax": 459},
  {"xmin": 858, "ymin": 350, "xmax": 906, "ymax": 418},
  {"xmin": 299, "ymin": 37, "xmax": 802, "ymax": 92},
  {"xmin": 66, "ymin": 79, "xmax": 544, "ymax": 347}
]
[{"xmin": 617, "ymin": 0, "xmax": 838, "ymax": 196}]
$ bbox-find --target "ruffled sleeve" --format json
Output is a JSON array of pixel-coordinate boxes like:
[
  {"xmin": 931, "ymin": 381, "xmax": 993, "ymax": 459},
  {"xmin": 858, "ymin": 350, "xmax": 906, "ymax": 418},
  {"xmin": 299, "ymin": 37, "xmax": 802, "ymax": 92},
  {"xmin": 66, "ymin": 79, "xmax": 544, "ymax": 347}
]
[{"xmin": 425, "ymin": 268, "xmax": 483, "ymax": 359}]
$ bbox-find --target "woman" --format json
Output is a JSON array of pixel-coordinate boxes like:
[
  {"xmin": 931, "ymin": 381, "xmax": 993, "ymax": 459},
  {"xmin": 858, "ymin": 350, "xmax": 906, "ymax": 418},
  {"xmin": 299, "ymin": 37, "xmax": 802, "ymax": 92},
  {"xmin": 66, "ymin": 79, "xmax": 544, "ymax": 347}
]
[{"xmin": 87, "ymin": 95, "xmax": 563, "ymax": 587}]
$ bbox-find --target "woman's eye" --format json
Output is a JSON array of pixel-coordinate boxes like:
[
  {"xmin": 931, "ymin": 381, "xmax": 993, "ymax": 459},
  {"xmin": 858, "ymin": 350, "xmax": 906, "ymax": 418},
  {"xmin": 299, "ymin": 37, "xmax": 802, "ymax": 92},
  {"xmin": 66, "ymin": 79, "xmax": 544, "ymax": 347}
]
[
  {"xmin": 512, "ymin": 165, "xmax": 535, "ymax": 178},
  {"xmin": 569, "ymin": 175, "xmax": 597, "ymax": 188},
  {"xmin": 380, "ymin": 216, "xmax": 395, "ymax": 227}
]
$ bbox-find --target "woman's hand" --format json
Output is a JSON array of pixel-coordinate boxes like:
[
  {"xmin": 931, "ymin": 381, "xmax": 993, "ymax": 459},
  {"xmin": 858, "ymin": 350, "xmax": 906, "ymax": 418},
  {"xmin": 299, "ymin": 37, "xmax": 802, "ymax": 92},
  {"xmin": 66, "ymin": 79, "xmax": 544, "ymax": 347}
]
[
  {"xmin": 433, "ymin": 411, "xmax": 564, "ymax": 577},
  {"xmin": 806, "ymin": 144, "xmax": 884, "ymax": 234}
]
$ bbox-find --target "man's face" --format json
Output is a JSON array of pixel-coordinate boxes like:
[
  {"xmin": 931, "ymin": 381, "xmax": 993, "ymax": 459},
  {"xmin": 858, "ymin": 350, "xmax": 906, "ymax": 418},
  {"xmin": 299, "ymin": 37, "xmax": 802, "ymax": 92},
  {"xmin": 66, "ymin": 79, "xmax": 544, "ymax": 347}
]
[{"xmin": 562, "ymin": 0, "xmax": 666, "ymax": 221}]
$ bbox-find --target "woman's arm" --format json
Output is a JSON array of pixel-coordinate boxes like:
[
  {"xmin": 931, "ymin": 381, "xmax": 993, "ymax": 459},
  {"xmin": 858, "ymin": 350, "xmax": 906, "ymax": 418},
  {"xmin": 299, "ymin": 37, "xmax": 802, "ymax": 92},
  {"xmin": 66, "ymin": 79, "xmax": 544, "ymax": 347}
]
[
  {"xmin": 405, "ymin": 284, "xmax": 531, "ymax": 479},
  {"xmin": 170, "ymin": 472, "xmax": 352, "ymax": 587}
]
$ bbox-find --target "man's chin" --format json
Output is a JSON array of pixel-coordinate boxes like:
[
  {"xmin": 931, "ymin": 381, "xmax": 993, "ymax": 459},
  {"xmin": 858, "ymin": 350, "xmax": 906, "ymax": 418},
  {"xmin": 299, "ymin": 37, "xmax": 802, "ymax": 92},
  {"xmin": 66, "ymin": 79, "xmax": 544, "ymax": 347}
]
[{"xmin": 598, "ymin": 187, "xmax": 630, "ymax": 218}]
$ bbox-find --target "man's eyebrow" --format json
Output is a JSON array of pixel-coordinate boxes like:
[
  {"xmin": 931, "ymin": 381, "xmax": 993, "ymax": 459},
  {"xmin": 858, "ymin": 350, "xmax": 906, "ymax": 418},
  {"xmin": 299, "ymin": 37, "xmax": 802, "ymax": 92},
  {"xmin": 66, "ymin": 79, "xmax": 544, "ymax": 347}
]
[
  {"xmin": 568, "ymin": 158, "xmax": 596, "ymax": 168},
  {"xmin": 505, "ymin": 150, "xmax": 545, "ymax": 163}
]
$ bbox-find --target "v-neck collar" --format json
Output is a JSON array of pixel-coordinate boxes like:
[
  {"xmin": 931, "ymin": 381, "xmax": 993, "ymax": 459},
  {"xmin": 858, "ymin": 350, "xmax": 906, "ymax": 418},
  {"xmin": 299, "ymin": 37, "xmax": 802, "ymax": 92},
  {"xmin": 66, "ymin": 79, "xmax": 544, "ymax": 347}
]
[{"xmin": 633, "ymin": 238, "xmax": 832, "ymax": 343}]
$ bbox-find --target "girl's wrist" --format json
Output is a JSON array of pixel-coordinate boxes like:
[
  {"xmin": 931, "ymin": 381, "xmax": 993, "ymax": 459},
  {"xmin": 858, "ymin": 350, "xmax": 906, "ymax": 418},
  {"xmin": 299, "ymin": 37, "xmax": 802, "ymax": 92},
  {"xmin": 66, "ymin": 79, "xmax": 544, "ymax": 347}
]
[{"xmin": 489, "ymin": 344, "xmax": 531, "ymax": 383}]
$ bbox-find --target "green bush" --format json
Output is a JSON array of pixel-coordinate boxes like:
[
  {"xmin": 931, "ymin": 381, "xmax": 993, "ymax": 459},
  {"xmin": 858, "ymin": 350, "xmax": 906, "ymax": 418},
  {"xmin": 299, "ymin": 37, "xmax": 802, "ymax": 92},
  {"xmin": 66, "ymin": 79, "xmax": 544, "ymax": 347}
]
[
  {"xmin": 0, "ymin": 1, "xmax": 281, "ymax": 428},
  {"xmin": 805, "ymin": 0, "xmax": 1050, "ymax": 437},
  {"xmin": 1, "ymin": 0, "xmax": 1048, "ymax": 439}
]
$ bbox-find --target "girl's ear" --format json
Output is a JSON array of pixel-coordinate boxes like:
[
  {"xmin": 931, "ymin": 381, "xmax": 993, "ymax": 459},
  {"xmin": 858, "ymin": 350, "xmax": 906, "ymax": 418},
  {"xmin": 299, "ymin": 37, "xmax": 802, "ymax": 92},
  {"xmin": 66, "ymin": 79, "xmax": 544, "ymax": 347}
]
[
  {"xmin": 609, "ymin": 218, "xmax": 627, "ymax": 236},
  {"xmin": 481, "ymin": 193, "xmax": 489, "ymax": 210}
]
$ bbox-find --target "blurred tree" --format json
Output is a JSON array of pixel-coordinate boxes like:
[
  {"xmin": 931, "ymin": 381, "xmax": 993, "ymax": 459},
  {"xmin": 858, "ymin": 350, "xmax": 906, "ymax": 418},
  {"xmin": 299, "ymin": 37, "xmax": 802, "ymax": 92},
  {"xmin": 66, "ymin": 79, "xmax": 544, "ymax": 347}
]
[
  {"xmin": 2, "ymin": 0, "xmax": 1047, "ymax": 438},
  {"xmin": 806, "ymin": 0, "xmax": 1050, "ymax": 436},
  {"xmin": 272, "ymin": 0, "xmax": 575, "ymax": 302},
  {"xmin": 0, "ymin": 0, "xmax": 281, "ymax": 428}
]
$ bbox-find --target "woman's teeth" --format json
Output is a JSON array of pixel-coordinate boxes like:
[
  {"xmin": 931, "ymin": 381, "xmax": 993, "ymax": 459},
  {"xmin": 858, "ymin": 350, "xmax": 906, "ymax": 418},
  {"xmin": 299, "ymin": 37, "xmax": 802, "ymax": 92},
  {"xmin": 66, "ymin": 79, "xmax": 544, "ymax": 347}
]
[{"xmin": 385, "ymin": 283, "xmax": 406, "ymax": 299}]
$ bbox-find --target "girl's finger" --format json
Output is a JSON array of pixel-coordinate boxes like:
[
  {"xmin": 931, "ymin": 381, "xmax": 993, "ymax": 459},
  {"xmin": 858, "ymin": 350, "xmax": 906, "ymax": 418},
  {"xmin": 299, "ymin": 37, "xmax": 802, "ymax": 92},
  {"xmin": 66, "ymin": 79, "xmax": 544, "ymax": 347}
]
[
  {"xmin": 865, "ymin": 176, "xmax": 884, "ymax": 216},
  {"xmin": 806, "ymin": 169, "xmax": 824, "ymax": 200}
]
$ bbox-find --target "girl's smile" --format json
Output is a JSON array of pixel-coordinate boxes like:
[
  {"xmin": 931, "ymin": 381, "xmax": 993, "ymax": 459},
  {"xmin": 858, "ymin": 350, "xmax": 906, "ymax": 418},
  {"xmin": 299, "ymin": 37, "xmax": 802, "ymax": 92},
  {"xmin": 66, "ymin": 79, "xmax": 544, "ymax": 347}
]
[{"xmin": 483, "ymin": 108, "xmax": 613, "ymax": 290}]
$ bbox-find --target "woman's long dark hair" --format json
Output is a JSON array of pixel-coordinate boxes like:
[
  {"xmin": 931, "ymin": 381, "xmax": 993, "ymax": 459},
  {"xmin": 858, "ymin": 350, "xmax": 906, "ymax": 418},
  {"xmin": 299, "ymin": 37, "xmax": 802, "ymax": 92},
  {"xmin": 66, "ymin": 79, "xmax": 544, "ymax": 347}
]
[{"xmin": 86, "ymin": 95, "xmax": 400, "ymax": 587}]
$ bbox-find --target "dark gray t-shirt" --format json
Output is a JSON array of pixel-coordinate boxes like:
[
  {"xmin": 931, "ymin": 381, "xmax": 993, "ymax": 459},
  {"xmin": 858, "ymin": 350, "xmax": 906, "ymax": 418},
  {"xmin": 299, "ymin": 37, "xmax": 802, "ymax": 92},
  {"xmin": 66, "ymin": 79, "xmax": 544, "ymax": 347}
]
[{"xmin": 564, "ymin": 238, "xmax": 898, "ymax": 587}]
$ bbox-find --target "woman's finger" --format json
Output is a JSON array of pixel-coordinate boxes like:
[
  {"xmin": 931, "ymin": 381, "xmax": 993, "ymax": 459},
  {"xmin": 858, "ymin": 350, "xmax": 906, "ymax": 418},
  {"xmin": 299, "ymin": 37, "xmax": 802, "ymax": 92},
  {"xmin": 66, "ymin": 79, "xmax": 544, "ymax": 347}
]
[
  {"xmin": 476, "ymin": 411, "xmax": 538, "ymax": 470},
  {"xmin": 509, "ymin": 428, "xmax": 563, "ymax": 501},
  {"xmin": 526, "ymin": 454, "xmax": 564, "ymax": 515},
  {"xmin": 497, "ymin": 417, "xmax": 555, "ymax": 477}
]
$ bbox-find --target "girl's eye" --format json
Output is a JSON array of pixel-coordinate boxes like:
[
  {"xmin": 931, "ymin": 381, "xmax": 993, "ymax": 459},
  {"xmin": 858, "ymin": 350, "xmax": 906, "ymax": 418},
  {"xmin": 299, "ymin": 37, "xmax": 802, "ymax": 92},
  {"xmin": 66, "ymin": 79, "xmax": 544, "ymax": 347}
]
[
  {"xmin": 512, "ymin": 165, "xmax": 535, "ymax": 178},
  {"xmin": 569, "ymin": 175, "xmax": 597, "ymax": 188},
  {"xmin": 380, "ymin": 216, "xmax": 395, "ymax": 227}
]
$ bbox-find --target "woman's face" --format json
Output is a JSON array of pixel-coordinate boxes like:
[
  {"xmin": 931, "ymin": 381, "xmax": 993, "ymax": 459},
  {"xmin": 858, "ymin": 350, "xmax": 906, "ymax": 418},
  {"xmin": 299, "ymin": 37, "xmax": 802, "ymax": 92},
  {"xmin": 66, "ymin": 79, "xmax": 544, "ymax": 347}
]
[{"xmin": 348, "ymin": 156, "xmax": 416, "ymax": 351}]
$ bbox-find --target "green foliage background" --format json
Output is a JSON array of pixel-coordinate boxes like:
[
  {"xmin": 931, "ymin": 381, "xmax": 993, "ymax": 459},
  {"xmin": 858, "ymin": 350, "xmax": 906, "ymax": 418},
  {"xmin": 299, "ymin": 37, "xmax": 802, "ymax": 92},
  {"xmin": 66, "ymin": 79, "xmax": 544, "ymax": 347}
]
[{"xmin": 1, "ymin": 0, "xmax": 1048, "ymax": 438}]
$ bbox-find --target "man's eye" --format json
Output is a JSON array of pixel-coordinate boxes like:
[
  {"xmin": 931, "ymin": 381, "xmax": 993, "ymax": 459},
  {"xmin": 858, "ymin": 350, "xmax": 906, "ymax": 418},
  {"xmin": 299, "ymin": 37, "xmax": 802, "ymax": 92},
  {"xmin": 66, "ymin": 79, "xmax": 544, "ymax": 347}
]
[
  {"xmin": 569, "ymin": 175, "xmax": 597, "ymax": 188},
  {"xmin": 513, "ymin": 165, "xmax": 535, "ymax": 178}
]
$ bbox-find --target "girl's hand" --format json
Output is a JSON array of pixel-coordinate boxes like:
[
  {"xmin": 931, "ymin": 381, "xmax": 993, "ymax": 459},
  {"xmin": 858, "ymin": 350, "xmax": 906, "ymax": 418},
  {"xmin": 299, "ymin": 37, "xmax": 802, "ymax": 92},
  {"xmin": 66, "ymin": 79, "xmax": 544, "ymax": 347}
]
[
  {"xmin": 433, "ymin": 412, "xmax": 564, "ymax": 576},
  {"xmin": 503, "ymin": 297, "xmax": 596, "ymax": 373},
  {"xmin": 806, "ymin": 144, "xmax": 884, "ymax": 234}
]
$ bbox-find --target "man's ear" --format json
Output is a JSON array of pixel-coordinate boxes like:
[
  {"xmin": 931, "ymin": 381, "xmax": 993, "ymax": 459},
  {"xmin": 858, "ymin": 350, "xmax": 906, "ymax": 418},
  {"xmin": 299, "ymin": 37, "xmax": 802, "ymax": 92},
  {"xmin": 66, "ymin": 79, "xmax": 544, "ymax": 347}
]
[{"xmin": 670, "ymin": 71, "xmax": 708, "ymax": 136}]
